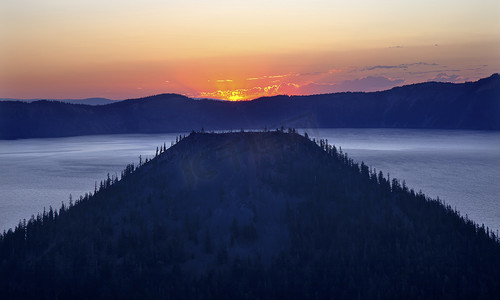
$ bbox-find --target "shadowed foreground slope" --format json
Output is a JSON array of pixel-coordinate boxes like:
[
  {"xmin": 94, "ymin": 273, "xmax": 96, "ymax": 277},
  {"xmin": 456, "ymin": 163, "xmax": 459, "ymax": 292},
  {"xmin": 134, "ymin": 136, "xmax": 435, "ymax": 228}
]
[{"xmin": 1, "ymin": 131, "xmax": 499, "ymax": 298}]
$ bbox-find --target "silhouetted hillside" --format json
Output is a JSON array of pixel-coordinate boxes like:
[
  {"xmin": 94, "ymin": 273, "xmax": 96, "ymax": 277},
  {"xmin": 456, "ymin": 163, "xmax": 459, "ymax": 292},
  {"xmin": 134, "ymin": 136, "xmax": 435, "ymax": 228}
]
[
  {"xmin": 1, "ymin": 74, "xmax": 499, "ymax": 139},
  {"xmin": 1, "ymin": 131, "xmax": 499, "ymax": 299},
  {"xmin": 0, "ymin": 97, "xmax": 116, "ymax": 105}
]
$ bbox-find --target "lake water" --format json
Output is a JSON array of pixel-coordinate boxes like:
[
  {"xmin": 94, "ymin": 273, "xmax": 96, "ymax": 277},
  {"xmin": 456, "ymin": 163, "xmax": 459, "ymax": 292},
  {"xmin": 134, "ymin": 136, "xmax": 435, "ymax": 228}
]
[
  {"xmin": 0, "ymin": 133, "xmax": 186, "ymax": 233},
  {"xmin": 1, "ymin": 129, "xmax": 499, "ymax": 234}
]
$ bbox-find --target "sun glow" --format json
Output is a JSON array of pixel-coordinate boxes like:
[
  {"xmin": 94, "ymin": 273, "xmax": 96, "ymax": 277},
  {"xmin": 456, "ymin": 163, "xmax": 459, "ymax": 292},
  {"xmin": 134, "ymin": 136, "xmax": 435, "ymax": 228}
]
[
  {"xmin": 199, "ymin": 84, "xmax": 286, "ymax": 101},
  {"xmin": 200, "ymin": 89, "xmax": 249, "ymax": 101},
  {"xmin": 228, "ymin": 91, "xmax": 245, "ymax": 101},
  {"xmin": 197, "ymin": 80, "xmax": 311, "ymax": 101}
]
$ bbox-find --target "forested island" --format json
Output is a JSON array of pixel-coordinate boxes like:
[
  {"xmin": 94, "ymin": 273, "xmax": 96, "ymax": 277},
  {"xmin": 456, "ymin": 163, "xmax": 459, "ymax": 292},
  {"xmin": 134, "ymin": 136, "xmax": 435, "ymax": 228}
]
[
  {"xmin": 1, "ymin": 74, "xmax": 499, "ymax": 139},
  {"xmin": 1, "ymin": 130, "xmax": 499, "ymax": 298}
]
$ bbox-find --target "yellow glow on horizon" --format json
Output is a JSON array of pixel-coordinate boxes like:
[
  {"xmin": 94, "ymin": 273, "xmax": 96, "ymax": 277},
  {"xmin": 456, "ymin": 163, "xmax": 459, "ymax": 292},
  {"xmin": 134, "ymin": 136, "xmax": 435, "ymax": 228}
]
[
  {"xmin": 200, "ymin": 83, "xmax": 295, "ymax": 101},
  {"xmin": 228, "ymin": 91, "xmax": 245, "ymax": 101},
  {"xmin": 1, "ymin": 1, "xmax": 499, "ymax": 99},
  {"xmin": 200, "ymin": 89, "xmax": 247, "ymax": 101}
]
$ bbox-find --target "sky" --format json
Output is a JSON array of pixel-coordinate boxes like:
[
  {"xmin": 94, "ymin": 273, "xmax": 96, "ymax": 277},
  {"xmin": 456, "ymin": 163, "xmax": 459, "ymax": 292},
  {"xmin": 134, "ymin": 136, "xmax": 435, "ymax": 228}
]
[{"xmin": 1, "ymin": 0, "xmax": 499, "ymax": 101}]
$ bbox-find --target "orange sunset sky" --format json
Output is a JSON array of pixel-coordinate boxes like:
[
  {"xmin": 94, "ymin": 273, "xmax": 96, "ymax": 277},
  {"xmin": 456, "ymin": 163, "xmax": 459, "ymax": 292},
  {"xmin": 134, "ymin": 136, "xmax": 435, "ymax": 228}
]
[{"xmin": 1, "ymin": 0, "xmax": 499, "ymax": 101}]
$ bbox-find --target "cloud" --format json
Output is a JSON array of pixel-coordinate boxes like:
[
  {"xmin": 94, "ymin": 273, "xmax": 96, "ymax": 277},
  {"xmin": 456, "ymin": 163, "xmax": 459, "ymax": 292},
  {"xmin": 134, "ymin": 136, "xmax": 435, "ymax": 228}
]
[
  {"xmin": 263, "ymin": 76, "xmax": 406, "ymax": 96},
  {"xmin": 199, "ymin": 85, "xmax": 280, "ymax": 101},
  {"xmin": 295, "ymin": 71, "xmax": 325, "ymax": 76},
  {"xmin": 408, "ymin": 69, "xmax": 458, "ymax": 75},
  {"xmin": 246, "ymin": 69, "xmax": 342, "ymax": 81},
  {"xmin": 403, "ymin": 62, "xmax": 438, "ymax": 67},
  {"xmin": 293, "ymin": 83, "xmax": 336, "ymax": 95},
  {"xmin": 200, "ymin": 76, "xmax": 405, "ymax": 100},
  {"xmin": 296, "ymin": 69, "xmax": 342, "ymax": 77},
  {"xmin": 199, "ymin": 82, "xmax": 302, "ymax": 101},
  {"xmin": 363, "ymin": 65, "xmax": 408, "ymax": 71},
  {"xmin": 339, "ymin": 76, "xmax": 405, "ymax": 92},
  {"xmin": 246, "ymin": 74, "xmax": 292, "ymax": 81},
  {"xmin": 431, "ymin": 73, "xmax": 464, "ymax": 83},
  {"xmin": 296, "ymin": 76, "xmax": 405, "ymax": 94},
  {"xmin": 361, "ymin": 62, "xmax": 438, "ymax": 71}
]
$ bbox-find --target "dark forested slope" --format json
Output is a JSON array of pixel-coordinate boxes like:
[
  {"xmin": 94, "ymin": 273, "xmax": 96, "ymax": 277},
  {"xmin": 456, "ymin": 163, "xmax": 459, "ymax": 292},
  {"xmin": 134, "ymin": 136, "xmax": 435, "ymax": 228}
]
[
  {"xmin": 1, "ymin": 74, "xmax": 499, "ymax": 139},
  {"xmin": 1, "ymin": 131, "xmax": 500, "ymax": 299}
]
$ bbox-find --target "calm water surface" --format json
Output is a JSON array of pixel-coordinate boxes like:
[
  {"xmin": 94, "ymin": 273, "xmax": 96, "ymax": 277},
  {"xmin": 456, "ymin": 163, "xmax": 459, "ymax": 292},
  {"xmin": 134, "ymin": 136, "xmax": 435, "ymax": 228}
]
[
  {"xmin": 0, "ymin": 133, "xmax": 185, "ymax": 232},
  {"xmin": 1, "ymin": 129, "xmax": 499, "ymax": 234},
  {"xmin": 304, "ymin": 128, "xmax": 500, "ymax": 234}
]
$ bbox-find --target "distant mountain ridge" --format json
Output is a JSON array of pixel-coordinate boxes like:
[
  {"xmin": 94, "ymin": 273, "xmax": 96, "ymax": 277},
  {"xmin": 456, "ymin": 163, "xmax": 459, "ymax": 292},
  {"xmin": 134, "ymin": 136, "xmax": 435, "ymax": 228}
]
[
  {"xmin": 0, "ymin": 74, "xmax": 499, "ymax": 139},
  {"xmin": 0, "ymin": 97, "xmax": 116, "ymax": 106}
]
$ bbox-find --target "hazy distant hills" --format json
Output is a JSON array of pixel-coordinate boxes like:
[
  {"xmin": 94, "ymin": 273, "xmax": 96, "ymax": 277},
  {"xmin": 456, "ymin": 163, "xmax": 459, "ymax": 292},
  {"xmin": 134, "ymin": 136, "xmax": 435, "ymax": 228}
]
[
  {"xmin": 1, "ymin": 74, "xmax": 499, "ymax": 139},
  {"xmin": 1, "ymin": 131, "xmax": 499, "ymax": 298},
  {"xmin": 0, "ymin": 97, "xmax": 116, "ymax": 106}
]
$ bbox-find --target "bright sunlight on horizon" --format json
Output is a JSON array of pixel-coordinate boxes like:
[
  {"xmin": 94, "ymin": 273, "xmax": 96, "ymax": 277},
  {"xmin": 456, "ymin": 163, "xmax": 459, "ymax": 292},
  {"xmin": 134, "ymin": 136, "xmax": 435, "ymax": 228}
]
[{"xmin": 1, "ymin": 0, "xmax": 499, "ymax": 101}]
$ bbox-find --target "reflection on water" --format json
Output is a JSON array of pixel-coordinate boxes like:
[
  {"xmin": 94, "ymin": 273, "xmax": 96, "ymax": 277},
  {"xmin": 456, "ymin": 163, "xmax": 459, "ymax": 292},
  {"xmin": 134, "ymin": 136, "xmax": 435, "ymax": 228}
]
[{"xmin": 1, "ymin": 129, "xmax": 499, "ymax": 234}]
